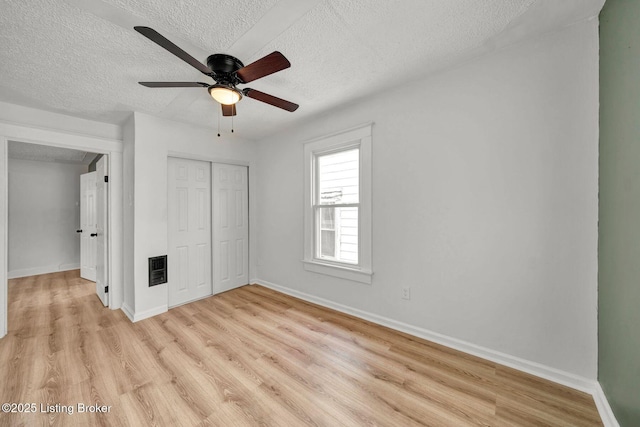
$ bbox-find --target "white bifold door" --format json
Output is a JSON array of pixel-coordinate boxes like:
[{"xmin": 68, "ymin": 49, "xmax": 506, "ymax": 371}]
[
  {"xmin": 168, "ymin": 158, "xmax": 212, "ymax": 307},
  {"xmin": 80, "ymin": 171, "xmax": 97, "ymax": 282},
  {"xmin": 168, "ymin": 159, "xmax": 249, "ymax": 307},
  {"xmin": 213, "ymin": 163, "xmax": 249, "ymax": 293}
]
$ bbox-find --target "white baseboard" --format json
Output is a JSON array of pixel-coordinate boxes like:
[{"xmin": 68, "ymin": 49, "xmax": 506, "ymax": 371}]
[
  {"xmin": 59, "ymin": 263, "xmax": 80, "ymax": 271},
  {"xmin": 127, "ymin": 304, "xmax": 167, "ymax": 322},
  {"xmin": 253, "ymin": 279, "xmax": 619, "ymax": 426},
  {"xmin": 8, "ymin": 263, "xmax": 80, "ymax": 279},
  {"xmin": 593, "ymin": 383, "xmax": 621, "ymax": 427},
  {"xmin": 120, "ymin": 302, "xmax": 135, "ymax": 322}
]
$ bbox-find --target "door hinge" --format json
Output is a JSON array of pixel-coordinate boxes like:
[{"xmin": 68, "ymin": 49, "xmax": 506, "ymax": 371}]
[
  {"xmin": 104, "ymin": 176, "xmax": 109, "ymax": 183},
  {"xmin": 104, "ymin": 286, "xmax": 109, "ymax": 293}
]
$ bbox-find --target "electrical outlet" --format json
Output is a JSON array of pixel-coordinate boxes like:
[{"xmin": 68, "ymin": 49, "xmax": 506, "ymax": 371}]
[{"xmin": 402, "ymin": 287, "xmax": 411, "ymax": 300}]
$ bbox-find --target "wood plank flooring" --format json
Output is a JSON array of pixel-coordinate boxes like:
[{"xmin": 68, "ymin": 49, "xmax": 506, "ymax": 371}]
[{"xmin": 0, "ymin": 271, "xmax": 603, "ymax": 426}]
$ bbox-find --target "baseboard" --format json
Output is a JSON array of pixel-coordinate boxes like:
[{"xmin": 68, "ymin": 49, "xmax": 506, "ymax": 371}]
[
  {"xmin": 593, "ymin": 383, "xmax": 621, "ymax": 427},
  {"xmin": 254, "ymin": 279, "xmax": 599, "ymax": 391},
  {"xmin": 8, "ymin": 263, "xmax": 80, "ymax": 279},
  {"xmin": 120, "ymin": 302, "xmax": 167, "ymax": 323},
  {"xmin": 59, "ymin": 263, "xmax": 80, "ymax": 271},
  {"xmin": 120, "ymin": 303, "xmax": 134, "ymax": 322},
  {"xmin": 130, "ymin": 304, "xmax": 168, "ymax": 322}
]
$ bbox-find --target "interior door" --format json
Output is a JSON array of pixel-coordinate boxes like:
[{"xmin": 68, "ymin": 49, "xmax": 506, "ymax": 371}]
[
  {"xmin": 168, "ymin": 157, "xmax": 212, "ymax": 307},
  {"xmin": 95, "ymin": 156, "xmax": 108, "ymax": 306},
  {"xmin": 80, "ymin": 171, "xmax": 97, "ymax": 281},
  {"xmin": 213, "ymin": 164, "xmax": 249, "ymax": 293}
]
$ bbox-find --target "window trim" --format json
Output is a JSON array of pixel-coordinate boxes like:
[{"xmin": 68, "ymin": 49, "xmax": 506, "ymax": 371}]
[{"xmin": 303, "ymin": 123, "xmax": 373, "ymax": 284}]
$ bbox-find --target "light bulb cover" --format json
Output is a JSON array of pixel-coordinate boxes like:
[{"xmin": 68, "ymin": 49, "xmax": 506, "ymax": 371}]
[{"xmin": 208, "ymin": 84, "xmax": 242, "ymax": 105}]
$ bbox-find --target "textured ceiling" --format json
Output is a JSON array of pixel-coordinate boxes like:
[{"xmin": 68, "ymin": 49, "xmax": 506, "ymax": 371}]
[
  {"xmin": 0, "ymin": 0, "xmax": 604, "ymax": 140},
  {"xmin": 8, "ymin": 141, "xmax": 96, "ymax": 165}
]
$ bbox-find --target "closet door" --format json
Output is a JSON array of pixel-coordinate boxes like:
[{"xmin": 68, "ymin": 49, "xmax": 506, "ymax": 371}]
[
  {"xmin": 213, "ymin": 164, "xmax": 248, "ymax": 293},
  {"xmin": 168, "ymin": 158, "xmax": 212, "ymax": 307}
]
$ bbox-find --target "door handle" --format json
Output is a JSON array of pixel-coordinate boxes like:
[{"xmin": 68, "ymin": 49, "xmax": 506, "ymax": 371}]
[
  {"xmin": 76, "ymin": 229, "xmax": 83, "ymax": 233},
  {"xmin": 90, "ymin": 233, "xmax": 98, "ymax": 237}
]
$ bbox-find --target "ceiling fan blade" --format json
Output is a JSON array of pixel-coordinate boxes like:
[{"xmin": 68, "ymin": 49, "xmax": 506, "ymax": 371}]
[
  {"xmin": 236, "ymin": 51, "xmax": 291, "ymax": 83},
  {"xmin": 139, "ymin": 82, "xmax": 209, "ymax": 88},
  {"xmin": 134, "ymin": 26, "xmax": 211, "ymax": 75},
  {"xmin": 221, "ymin": 104, "xmax": 237, "ymax": 116},
  {"xmin": 244, "ymin": 88, "xmax": 299, "ymax": 112}
]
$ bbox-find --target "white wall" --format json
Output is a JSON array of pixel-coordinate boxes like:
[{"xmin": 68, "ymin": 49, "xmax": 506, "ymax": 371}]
[
  {"xmin": 8, "ymin": 158, "xmax": 86, "ymax": 278},
  {"xmin": 0, "ymin": 101, "xmax": 122, "ymax": 141},
  {"xmin": 122, "ymin": 115, "xmax": 135, "ymax": 315},
  {"xmin": 124, "ymin": 112, "xmax": 258, "ymax": 320},
  {"xmin": 0, "ymin": 137, "xmax": 7, "ymax": 337},
  {"xmin": 255, "ymin": 20, "xmax": 599, "ymax": 381}
]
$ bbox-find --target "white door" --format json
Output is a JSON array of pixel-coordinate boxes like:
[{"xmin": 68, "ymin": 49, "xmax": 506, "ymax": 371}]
[
  {"xmin": 95, "ymin": 156, "xmax": 108, "ymax": 306},
  {"xmin": 168, "ymin": 158, "xmax": 212, "ymax": 307},
  {"xmin": 80, "ymin": 172, "xmax": 97, "ymax": 281},
  {"xmin": 213, "ymin": 164, "xmax": 249, "ymax": 293}
]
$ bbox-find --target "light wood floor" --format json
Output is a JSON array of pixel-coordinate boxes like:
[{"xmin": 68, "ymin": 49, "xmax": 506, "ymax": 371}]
[{"xmin": 1, "ymin": 271, "xmax": 602, "ymax": 426}]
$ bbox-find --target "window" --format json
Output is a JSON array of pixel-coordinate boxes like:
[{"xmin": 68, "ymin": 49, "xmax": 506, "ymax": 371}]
[
  {"xmin": 316, "ymin": 148, "xmax": 359, "ymax": 263},
  {"xmin": 303, "ymin": 123, "xmax": 372, "ymax": 284}
]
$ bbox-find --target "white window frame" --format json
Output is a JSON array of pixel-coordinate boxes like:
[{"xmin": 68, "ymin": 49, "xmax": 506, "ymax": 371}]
[{"xmin": 303, "ymin": 123, "xmax": 373, "ymax": 284}]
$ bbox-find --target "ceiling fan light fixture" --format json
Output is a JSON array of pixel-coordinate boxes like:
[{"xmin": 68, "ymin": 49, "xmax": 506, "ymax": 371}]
[{"xmin": 208, "ymin": 84, "xmax": 242, "ymax": 105}]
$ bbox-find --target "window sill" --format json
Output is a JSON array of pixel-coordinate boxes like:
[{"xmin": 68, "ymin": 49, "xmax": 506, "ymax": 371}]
[{"xmin": 302, "ymin": 259, "xmax": 372, "ymax": 284}]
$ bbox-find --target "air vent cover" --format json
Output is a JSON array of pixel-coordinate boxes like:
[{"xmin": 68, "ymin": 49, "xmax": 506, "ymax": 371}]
[{"xmin": 149, "ymin": 255, "xmax": 167, "ymax": 287}]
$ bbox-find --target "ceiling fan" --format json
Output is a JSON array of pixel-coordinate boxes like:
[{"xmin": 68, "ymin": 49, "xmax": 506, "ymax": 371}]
[{"xmin": 134, "ymin": 26, "xmax": 299, "ymax": 117}]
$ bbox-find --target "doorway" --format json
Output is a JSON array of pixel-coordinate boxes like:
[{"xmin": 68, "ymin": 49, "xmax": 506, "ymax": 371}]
[
  {"xmin": 8, "ymin": 143, "xmax": 96, "ymax": 276},
  {"xmin": 0, "ymin": 132, "xmax": 123, "ymax": 339}
]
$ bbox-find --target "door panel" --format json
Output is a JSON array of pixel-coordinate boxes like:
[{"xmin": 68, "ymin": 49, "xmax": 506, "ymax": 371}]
[
  {"xmin": 220, "ymin": 189, "xmax": 228, "ymax": 228},
  {"xmin": 168, "ymin": 158, "xmax": 212, "ymax": 307},
  {"xmin": 196, "ymin": 243, "xmax": 207, "ymax": 286},
  {"xmin": 177, "ymin": 246, "xmax": 189, "ymax": 291},
  {"xmin": 220, "ymin": 241, "xmax": 229, "ymax": 281},
  {"xmin": 95, "ymin": 156, "xmax": 108, "ymax": 306},
  {"xmin": 236, "ymin": 240, "xmax": 243, "ymax": 277},
  {"xmin": 80, "ymin": 172, "xmax": 97, "ymax": 281},
  {"xmin": 213, "ymin": 164, "xmax": 248, "ymax": 293}
]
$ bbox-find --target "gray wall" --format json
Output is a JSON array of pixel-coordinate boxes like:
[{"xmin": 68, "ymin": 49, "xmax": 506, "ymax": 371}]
[
  {"xmin": 599, "ymin": 0, "xmax": 640, "ymax": 424},
  {"xmin": 256, "ymin": 19, "xmax": 599, "ymax": 381},
  {"xmin": 8, "ymin": 158, "xmax": 87, "ymax": 277}
]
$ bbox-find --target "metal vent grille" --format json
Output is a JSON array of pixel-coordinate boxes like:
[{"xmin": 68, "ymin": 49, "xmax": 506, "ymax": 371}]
[{"xmin": 149, "ymin": 255, "xmax": 167, "ymax": 287}]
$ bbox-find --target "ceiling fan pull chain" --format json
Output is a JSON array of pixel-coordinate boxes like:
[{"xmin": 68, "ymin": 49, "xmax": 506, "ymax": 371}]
[
  {"xmin": 231, "ymin": 105, "xmax": 235, "ymax": 133},
  {"xmin": 217, "ymin": 105, "xmax": 221, "ymax": 137}
]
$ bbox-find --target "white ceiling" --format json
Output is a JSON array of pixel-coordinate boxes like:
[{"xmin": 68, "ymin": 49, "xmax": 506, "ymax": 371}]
[{"xmin": 0, "ymin": 0, "xmax": 604, "ymax": 141}]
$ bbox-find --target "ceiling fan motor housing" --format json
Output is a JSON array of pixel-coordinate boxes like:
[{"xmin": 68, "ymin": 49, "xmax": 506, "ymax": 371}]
[{"xmin": 206, "ymin": 54, "xmax": 244, "ymax": 73}]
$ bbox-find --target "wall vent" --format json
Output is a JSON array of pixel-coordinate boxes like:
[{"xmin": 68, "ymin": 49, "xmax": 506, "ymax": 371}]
[{"xmin": 149, "ymin": 255, "xmax": 167, "ymax": 287}]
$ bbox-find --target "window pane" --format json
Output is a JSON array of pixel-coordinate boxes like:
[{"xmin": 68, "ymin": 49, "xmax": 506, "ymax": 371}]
[
  {"xmin": 338, "ymin": 207, "xmax": 358, "ymax": 264},
  {"xmin": 321, "ymin": 208, "xmax": 334, "ymax": 229},
  {"xmin": 318, "ymin": 148, "xmax": 359, "ymax": 204},
  {"xmin": 320, "ymin": 230, "xmax": 335, "ymax": 257},
  {"xmin": 316, "ymin": 206, "xmax": 358, "ymax": 264}
]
